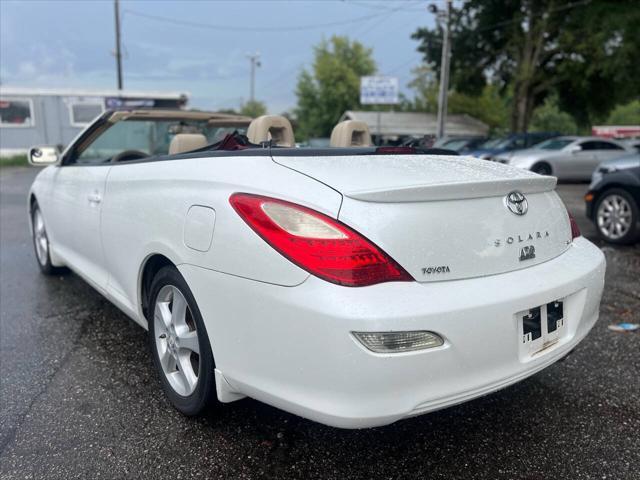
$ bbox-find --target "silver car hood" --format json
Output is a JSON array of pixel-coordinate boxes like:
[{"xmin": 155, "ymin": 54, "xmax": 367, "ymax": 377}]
[{"xmin": 597, "ymin": 153, "xmax": 640, "ymax": 171}]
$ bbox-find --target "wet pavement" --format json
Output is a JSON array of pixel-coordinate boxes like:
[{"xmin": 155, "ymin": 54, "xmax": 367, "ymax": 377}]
[{"xmin": 1, "ymin": 167, "xmax": 638, "ymax": 479}]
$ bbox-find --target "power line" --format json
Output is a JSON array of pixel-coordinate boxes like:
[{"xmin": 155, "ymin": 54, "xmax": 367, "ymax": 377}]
[
  {"xmin": 347, "ymin": 8, "xmax": 399, "ymax": 38},
  {"xmin": 465, "ymin": 0, "xmax": 593, "ymax": 34},
  {"xmin": 346, "ymin": 1, "xmax": 399, "ymax": 11},
  {"xmin": 350, "ymin": 0, "xmax": 419, "ymax": 38},
  {"xmin": 384, "ymin": 54, "xmax": 423, "ymax": 75},
  {"xmin": 122, "ymin": 8, "xmax": 393, "ymax": 33},
  {"xmin": 258, "ymin": 1, "xmax": 420, "ymax": 101},
  {"xmin": 261, "ymin": 62, "xmax": 305, "ymax": 93},
  {"xmin": 345, "ymin": 0, "xmax": 423, "ymax": 12},
  {"xmin": 409, "ymin": 0, "xmax": 595, "ymax": 57}
]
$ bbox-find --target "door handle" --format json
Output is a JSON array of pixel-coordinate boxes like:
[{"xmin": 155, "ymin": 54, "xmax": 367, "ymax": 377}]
[{"xmin": 88, "ymin": 192, "xmax": 102, "ymax": 204}]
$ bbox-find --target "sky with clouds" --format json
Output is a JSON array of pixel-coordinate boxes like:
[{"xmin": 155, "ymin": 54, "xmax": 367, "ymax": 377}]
[{"xmin": 0, "ymin": 0, "xmax": 436, "ymax": 113}]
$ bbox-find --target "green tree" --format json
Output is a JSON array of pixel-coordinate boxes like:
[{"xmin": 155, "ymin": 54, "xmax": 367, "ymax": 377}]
[
  {"xmin": 295, "ymin": 36, "xmax": 376, "ymax": 139},
  {"xmin": 240, "ymin": 100, "xmax": 267, "ymax": 118},
  {"xmin": 554, "ymin": 3, "xmax": 640, "ymax": 126},
  {"xmin": 606, "ymin": 100, "xmax": 640, "ymax": 125},
  {"xmin": 406, "ymin": 65, "xmax": 509, "ymax": 133},
  {"xmin": 412, "ymin": 0, "xmax": 640, "ymax": 132},
  {"xmin": 405, "ymin": 65, "xmax": 437, "ymax": 112},
  {"xmin": 530, "ymin": 95, "xmax": 578, "ymax": 134},
  {"xmin": 448, "ymin": 86, "xmax": 509, "ymax": 134}
]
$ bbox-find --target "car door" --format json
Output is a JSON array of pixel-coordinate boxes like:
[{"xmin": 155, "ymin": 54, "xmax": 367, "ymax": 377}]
[
  {"xmin": 57, "ymin": 118, "xmax": 160, "ymax": 290},
  {"xmin": 561, "ymin": 140, "xmax": 599, "ymax": 179},
  {"xmin": 47, "ymin": 163, "xmax": 111, "ymax": 291},
  {"xmin": 592, "ymin": 140, "xmax": 627, "ymax": 169}
]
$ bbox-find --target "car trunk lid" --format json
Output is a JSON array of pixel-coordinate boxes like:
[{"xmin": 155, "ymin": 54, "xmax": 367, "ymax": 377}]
[{"xmin": 272, "ymin": 154, "xmax": 573, "ymax": 282}]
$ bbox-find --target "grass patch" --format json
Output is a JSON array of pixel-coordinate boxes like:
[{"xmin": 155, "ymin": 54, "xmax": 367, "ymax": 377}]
[{"xmin": 0, "ymin": 155, "xmax": 28, "ymax": 168}]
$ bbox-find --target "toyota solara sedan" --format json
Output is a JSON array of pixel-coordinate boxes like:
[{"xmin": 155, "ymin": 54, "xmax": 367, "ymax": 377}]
[{"xmin": 27, "ymin": 111, "xmax": 606, "ymax": 428}]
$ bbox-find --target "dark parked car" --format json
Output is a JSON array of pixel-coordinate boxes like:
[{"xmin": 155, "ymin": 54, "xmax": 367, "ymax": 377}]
[
  {"xmin": 621, "ymin": 138, "xmax": 640, "ymax": 152},
  {"xmin": 585, "ymin": 153, "xmax": 640, "ymax": 244},
  {"xmin": 471, "ymin": 132, "xmax": 560, "ymax": 161}
]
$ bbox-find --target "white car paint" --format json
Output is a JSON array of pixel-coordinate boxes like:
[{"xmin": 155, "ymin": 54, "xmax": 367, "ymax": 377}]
[
  {"xmin": 275, "ymin": 155, "xmax": 572, "ymax": 281},
  {"xmin": 29, "ymin": 152, "xmax": 606, "ymax": 428}
]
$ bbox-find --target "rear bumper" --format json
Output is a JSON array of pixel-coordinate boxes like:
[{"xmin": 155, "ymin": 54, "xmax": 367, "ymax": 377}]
[{"xmin": 180, "ymin": 237, "xmax": 605, "ymax": 429}]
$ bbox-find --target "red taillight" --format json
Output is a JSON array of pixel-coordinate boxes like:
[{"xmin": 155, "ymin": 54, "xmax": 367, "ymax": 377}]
[
  {"xmin": 568, "ymin": 212, "xmax": 581, "ymax": 240},
  {"xmin": 229, "ymin": 193, "xmax": 413, "ymax": 287}
]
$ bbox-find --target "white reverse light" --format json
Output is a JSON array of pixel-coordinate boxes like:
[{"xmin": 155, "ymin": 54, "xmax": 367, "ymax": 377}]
[
  {"xmin": 261, "ymin": 202, "xmax": 347, "ymax": 239},
  {"xmin": 353, "ymin": 331, "xmax": 444, "ymax": 353}
]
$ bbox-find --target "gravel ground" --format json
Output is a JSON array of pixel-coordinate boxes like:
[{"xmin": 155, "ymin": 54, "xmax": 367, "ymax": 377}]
[{"xmin": 1, "ymin": 167, "xmax": 638, "ymax": 480}]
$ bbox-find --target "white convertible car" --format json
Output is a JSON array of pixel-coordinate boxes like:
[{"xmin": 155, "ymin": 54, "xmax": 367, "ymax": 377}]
[{"xmin": 28, "ymin": 111, "xmax": 606, "ymax": 428}]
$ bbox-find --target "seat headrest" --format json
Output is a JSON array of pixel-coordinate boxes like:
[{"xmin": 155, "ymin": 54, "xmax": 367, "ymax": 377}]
[
  {"xmin": 169, "ymin": 133, "xmax": 208, "ymax": 155},
  {"xmin": 330, "ymin": 120, "xmax": 372, "ymax": 147},
  {"xmin": 247, "ymin": 115, "xmax": 295, "ymax": 147}
]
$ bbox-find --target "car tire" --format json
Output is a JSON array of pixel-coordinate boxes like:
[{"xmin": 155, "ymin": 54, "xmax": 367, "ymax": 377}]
[
  {"xmin": 148, "ymin": 265, "xmax": 218, "ymax": 416},
  {"xmin": 531, "ymin": 162, "xmax": 552, "ymax": 176},
  {"xmin": 594, "ymin": 188, "xmax": 639, "ymax": 245},
  {"xmin": 31, "ymin": 201, "xmax": 64, "ymax": 275}
]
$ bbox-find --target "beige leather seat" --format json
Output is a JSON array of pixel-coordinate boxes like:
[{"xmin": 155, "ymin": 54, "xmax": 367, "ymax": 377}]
[
  {"xmin": 330, "ymin": 120, "xmax": 372, "ymax": 147},
  {"xmin": 169, "ymin": 133, "xmax": 208, "ymax": 155},
  {"xmin": 247, "ymin": 115, "xmax": 295, "ymax": 147}
]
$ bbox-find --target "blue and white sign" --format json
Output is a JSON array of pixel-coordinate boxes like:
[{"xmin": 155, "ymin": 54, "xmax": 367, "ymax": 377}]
[{"xmin": 360, "ymin": 76, "xmax": 399, "ymax": 105}]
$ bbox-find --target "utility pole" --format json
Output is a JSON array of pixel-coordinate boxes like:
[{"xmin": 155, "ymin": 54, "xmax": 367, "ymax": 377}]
[
  {"xmin": 246, "ymin": 52, "xmax": 261, "ymax": 103},
  {"xmin": 435, "ymin": 0, "xmax": 452, "ymax": 138},
  {"xmin": 114, "ymin": 0, "xmax": 123, "ymax": 90}
]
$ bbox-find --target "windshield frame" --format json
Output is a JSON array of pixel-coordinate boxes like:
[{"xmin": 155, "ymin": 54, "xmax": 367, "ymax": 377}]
[{"xmin": 67, "ymin": 116, "xmax": 249, "ymax": 165}]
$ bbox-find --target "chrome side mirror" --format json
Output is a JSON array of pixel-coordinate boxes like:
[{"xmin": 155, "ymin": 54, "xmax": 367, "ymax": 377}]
[{"xmin": 28, "ymin": 146, "xmax": 60, "ymax": 166}]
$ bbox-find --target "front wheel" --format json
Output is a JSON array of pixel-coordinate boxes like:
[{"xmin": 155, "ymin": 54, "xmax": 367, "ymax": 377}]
[
  {"xmin": 148, "ymin": 266, "xmax": 218, "ymax": 415},
  {"xmin": 31, "ymin": 202, "xmax": 63, "ymax": 275},
  {"xmin": 594, "ymin": 188, "xmax": 639, "ymax": 245}
]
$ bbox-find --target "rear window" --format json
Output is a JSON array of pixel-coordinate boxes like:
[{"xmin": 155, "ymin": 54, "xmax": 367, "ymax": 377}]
[
  {"xmin": 595, "ymin": 141, "xmax": 624, "ymax": 150},
  {"xmin": 580, "ymin": 141, "xmax": 623, "ymax": 151}
]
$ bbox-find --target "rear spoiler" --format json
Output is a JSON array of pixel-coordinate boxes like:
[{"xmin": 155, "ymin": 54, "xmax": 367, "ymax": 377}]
[{"xmin": 345, "ymin": 176, "xmax": 557, "ymax": 202}]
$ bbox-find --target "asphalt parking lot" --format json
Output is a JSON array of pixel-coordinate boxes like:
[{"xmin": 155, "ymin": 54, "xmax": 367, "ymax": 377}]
[{"xmin": 1, "ymin": 166, "xmax": 638, "ymax": 480}]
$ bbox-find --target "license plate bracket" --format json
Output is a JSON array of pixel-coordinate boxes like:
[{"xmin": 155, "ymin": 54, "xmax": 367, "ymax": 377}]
[{"xmin": 519, "ymin": 300, "xmax": 565, "ymax": 357}]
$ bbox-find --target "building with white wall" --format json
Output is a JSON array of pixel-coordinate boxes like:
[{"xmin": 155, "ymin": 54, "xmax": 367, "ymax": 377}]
[{"xmin": 0, "ymin": 87, "xmax": 188, "ymax": 156}]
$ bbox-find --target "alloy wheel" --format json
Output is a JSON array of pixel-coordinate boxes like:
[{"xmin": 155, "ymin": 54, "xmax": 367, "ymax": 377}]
[
  {"xmin": 597, "ymin": 194, "xmax": 632, "ymax": 240},
  {"xmin": 154, "ymin": 285, "xmax": 201, "ymax": 396},
  {"xmin": 33, "ymin": 208, "xmax": 49, "ymax": 266},
  {"xmin": 532, "ymin": 163, "xmax": 551, "ymax": 175}
]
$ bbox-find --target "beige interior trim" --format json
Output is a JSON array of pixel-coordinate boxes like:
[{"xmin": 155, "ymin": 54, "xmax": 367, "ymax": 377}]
[
  {"xmin": 168, "ymin": 133, "xmax": 208, "ymax": 155},
  {"xmin": 330, "ymin": 120, "xmax": 372, "ymax": 147},
  {"xmin": 109, "ymin": 109, "xmax": 252, "ymax": 123},
  {"xmin": 247, "ymin": 115, "xmax": 295, "ymax": 147}
]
